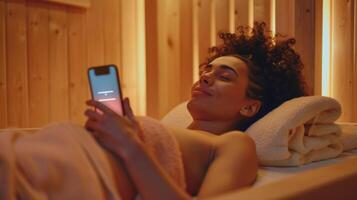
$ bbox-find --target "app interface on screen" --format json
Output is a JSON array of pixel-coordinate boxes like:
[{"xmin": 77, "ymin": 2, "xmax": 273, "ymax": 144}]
[{"xmin": 89, "ymin": 66, "xmax": 123, "ymax": 116}]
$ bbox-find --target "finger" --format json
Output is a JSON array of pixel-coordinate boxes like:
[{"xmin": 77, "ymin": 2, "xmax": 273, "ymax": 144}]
[
  {"xmin": 123, "ymin": 97, "xmax": 140, "ymax": 127},
  {"xmin": 84, "ymin": 119, "xmax": 102, "ymax": 133},
  {"xmin": 84, "ymin": 109, "xmax": 103, "ymax": 121},
  {"xmin": 86, "ymin": 99, "xmax": 116, "ymax": 116}
]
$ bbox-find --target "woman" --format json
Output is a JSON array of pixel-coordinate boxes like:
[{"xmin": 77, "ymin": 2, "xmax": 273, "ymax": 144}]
[{"xmin": 84, "ymin": 22, "xmax": 307, "ymax": 199}]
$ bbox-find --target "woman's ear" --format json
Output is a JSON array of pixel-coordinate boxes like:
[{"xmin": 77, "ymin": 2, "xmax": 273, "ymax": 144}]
[{"xmin": 239, "ymin": 100, "xmax": 261, "ymax": 117}]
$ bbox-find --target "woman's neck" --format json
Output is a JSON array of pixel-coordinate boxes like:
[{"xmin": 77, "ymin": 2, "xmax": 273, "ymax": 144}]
[{"xmin": 187, "ymin": 120, "xmax": 237, "ymax": 135}]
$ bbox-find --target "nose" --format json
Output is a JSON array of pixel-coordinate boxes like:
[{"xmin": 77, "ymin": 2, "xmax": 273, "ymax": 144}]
[{"xmin": 199, "ymin": 72, "xmax": 214, "ymax": 86}]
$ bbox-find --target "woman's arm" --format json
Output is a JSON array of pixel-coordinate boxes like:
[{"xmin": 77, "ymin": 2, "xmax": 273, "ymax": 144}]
[{"xmin": 84, "ymin": 98, "xmax": 191, "ymax": 200}]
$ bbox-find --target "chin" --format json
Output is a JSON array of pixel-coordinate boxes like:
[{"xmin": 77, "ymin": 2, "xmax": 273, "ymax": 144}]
[{"xmin": 187, "ymin": 98, "xmax": 239, "ymax": 121}]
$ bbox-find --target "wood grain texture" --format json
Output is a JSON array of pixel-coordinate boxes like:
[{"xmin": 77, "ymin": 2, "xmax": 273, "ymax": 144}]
[
  {"xmin": 145, "ymin": 0, "xmax": 159, "ymax": 118},
  {"xmin": 331, "ymin": 0, "xmax": 354, "ymax": 122},
  {"xmin": 235, "ymin": 0, "xmax": 253, "ymax": 27},
  {"xmin": 6, "ymin": 0, "xmax": 29, "ymax": 127},
  {"xmin": 86, "ymin": 0, "xmax": 104, "ymax": 67},
  {"xmin": 214, "ymin": 0, "xmax": 229, "ymax": 45},
  {"xmin": 314, "ymin": 0, "xmax": 323, "ymax": 96},
  {"xmin": 68, "ymin": 6, "xmax": 88, "ymax": 125},
  {"xmin": 276, "ymin": 0, "xmax": 295, "ymax": 37},
  {"xmin": 49, "ymin": 4, "xmax": 69, "ymax": 122},
  {"xmin": 295, "ymin": 0, "xmax": 315, "ymax": 95},
  {"xmin": 197, "ymin": 0, "xmax": 212, "ymax": 64},
  {"xmin": 46, "ymin": 0, "xmax": 90, "ymax": 8},
  {"xmin": 180, "ymin": 0, "xmax": 194, "ymax": 102},
  {"xmin": 157, "ymin": 0, "xmax": 181, "ymax": 118},
  {"xmin": 254, "ymin": 0, "xmax": 273, "ymax": 31},
  {"xmin": 354, "ymin": 0, "xmax": 357, "ymax": 122},
  {"xmin": 27, "ymin": 1, "xmax": 50, "ymax": 127},
  {"xmin": 0, "ymin": 0, "xmax": 7, "ymax": 128},
  {"xmin": 120, "ymin": 0, "xmax": 139, "ymax": 114}
]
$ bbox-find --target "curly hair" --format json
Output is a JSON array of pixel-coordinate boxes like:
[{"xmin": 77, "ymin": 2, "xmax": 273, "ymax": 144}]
[{"xmin": 203, "ymin": 22, "xmax": 308, "ymax": 131}]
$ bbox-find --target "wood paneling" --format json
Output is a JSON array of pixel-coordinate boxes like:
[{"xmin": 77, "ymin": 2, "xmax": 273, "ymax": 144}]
[
  {"xmin": 157, "ymin": 0, "xmax": 181, "ymax": 118},
  {"xmin": 197, "ymin": 0, "xmax": 212, "ymax": 64},
  {"xmin": 180, "ymin": 0, "xmax": 194, "ymax": 101},
  {"xmin": 331, "ymin": 0, "xmax": 354, "ymax": 121},
  {"xmin": 0, "ymin": 0, "xmax": 7, "ymax": 127},
  {"xmin": 214, "ymin": 0, "xmax": 229, "ymax": 45},
  {"xmin": 27, "ymin": 1, "xmax": 50, "ymax": 127},
  {"xmin": 295, "ymin": 0, "xmax": 315, "ymax": 95},
  {"xmin": 49, "ymin": 4, "xmax": 69, "ymax": 122},
  {"xmin": 6, "ymin": 0, "xmax": 29, "ymax": 127},
  {"xmin": 254, "ymin": 0, "xmax": 274, "ymax": 31},
  {"xmin": 68, "ymin": 7, "xmax": 88, "ymax": 125},
  {"xmin": 2, "ymin": 0, "xmax": 357, "ymax": 128},
  {"xmin": 46, "ymin": 0, "xmax": 91, "ymax": 8},
  {"xmin": 120, "ymin": 0, "xmax": 139, "ymax": 114},
  {"xmin": 235, "ymin": 0, "xmax": 253, "ymax": 27},
  {"xmin": 276, "ymin": 0, "xmax": 295, "ymax": 37},
  {"xmin": 354, "ymin": 0, "xmax": 357, "ymax": 122},
  {"xmin": 145, "ymin": 0, "xmax": 159, "ymax": 118}
]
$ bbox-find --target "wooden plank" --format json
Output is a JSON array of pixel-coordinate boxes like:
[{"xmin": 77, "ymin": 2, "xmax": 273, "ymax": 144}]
[
  {"xmin": 0, "ymin": 0, "xmax": 7, "ymax": 128},
  {"xmin": 331, "ymin": 0, "xmax": 354, "ymax": 122},
  {"xmin": 103, "ymin": 0, "xmax": 120, "ymax": 67},
  {"xmin": 276, "ymin": 0, "xmax": 295, "ymax": 37},
  {"xmin": 314, "ymin": 0, "xmax": 323, "ymax": 96},
  {"xmin": 157, "ymin": 0, "xmax": 181, "ymax": 118},
  {"xmin": 6, "ymin": 0, "xmax": 29, "ymax": 127},
  {"xmin": 49, "ymin": 4, "xmax": 69, "ymax": 122},
  {"xmin": 214, "ymin": 0, "xmax": 230, "ymax": 45},
  {"xmin": 235, "ymin": 0, "xmax": 253, "ymax": 28},
  {"xmin": 86, "ymin": 0, "xmax": 104, "ymax": 67},
  {"xmin": 145, "ymin": 0, "xmax": 159, "ymax": 118},
  {"xmin": 45, "ymin": 0, "xmax": 91, "ymax": 8},
  {"xmin": 353, "ymin": 0, "xmax": 357, "ymax": 122},
  {"xmin": 180, "ymin": 0, "xmax": 194, "ymax": 102},
  {"xmin": 197, "ymin": 0, "xmax": 212, "ymax": 64},
  {"xmin": 120, "ymin": 0, "xmax": 139, "ymax": 114},
  {"xmin": 295, "ymin": 0, "xmax": 315, "ymax": 95},
  {"xmin": 68, "ymin": 6, "xmax": 88, "ymax": 125},
  {"xmin": 254, "ymin": 0, "xmax": 274, "ymax": 31},
  {"xmin": 27, "ymin": 1, "xmax": 50, "ymax": 127}
]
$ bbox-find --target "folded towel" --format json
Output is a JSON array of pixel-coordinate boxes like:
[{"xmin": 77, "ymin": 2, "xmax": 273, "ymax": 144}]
[
  {"xmin": 246, "ymin": 96, "xmax": 343, "ymax": 166},
  {"xmin": 0, "ymin": 117, "xmax": 185, "ymax": 199},
  {"xmin": 337, "ymin": 122, "xmax": 357, "ymax": 151}
]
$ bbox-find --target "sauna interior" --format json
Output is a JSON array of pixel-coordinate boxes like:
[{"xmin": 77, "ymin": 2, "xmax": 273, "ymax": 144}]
[{"xmin": 0, "ymin": 0, "xmax": 356, "ymax": 127}]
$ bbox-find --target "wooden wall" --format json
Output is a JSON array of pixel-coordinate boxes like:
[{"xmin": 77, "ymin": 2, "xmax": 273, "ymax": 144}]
[
  {"xmin": 146, "ymin": 0, "xmax": 317, "ymax": 119},
  {"xmin": 1, "ymin": 0, "xmax": 356, "ymax": 128},
  {"xmin": 0, "ymin": 0, "xmax": 123, "ymax": 128}
]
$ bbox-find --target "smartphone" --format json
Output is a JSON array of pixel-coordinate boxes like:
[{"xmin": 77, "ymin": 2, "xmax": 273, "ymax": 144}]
[{"xmin": 88, "ymin": 64, "xmax": 124, "ymax": 116}]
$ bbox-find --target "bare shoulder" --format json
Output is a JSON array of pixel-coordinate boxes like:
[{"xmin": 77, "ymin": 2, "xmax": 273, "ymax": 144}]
[{"xmin": 217, "ymin": 131, "xmax": 256, "ymax": 151}]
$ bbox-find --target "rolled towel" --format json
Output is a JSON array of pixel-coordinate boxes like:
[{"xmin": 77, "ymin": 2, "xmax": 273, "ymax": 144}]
[
  {"xmin": 337, "ymin": 122, "xmax": 357, "ymax": 151},
  {"xmin": 246, "ymin": 96, "xmax": 343, "ymax": 166}
]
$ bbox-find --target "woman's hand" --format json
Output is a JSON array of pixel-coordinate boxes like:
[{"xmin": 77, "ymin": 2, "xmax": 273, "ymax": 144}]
[{"xmin": 84, "ymin": 97, "xmax": 144, "ymax": 160}]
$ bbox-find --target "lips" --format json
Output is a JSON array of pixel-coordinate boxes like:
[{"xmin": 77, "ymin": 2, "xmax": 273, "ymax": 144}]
[{"xmin": 192, "ymin": 87, "xmax": 213, "ymax": 96}]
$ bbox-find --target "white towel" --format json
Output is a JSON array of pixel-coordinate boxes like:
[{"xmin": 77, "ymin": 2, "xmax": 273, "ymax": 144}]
[
  {"xmin": 338, "ymin": 122, "xmax": 357, "ymax": 151},
  {"xmin": 246, "ymin": 96, "xmax": 343, "ymax": 166}
]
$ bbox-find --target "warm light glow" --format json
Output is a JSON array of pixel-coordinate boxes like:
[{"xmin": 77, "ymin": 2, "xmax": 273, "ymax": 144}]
[
  {"xmin": 193, "ymin": 0, "xmax": 199, "ymax": 82},
  {"xmin": 248, "ymin": 0, "xmax": 254, "ymax": 27},
  {"xmin": 270, "ymin": 0, "xmax": 276, "ymax": 35},
  {"xmin": 322, "ymin": 0, "xmax": 332, "ymax": 96},
  {"xmin": 137, "ymin": 0, "xmax": 146, "ymax": 115}
]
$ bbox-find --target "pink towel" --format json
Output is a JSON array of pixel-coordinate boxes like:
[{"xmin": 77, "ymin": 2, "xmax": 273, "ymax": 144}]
[{"xmin": 0, "ymin": 117, "xmax": 185, "ymax": 199}]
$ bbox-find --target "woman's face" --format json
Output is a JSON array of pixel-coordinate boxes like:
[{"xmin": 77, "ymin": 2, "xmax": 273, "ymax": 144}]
[{"xmin": 187, "ymin": 56, "xmax": 251, "ymax": 121}]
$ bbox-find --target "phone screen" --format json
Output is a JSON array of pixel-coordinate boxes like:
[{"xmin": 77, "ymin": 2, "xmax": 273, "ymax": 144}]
[{"xmin": 88, "ymin": 65, "xmax": 124, "ymax": 116}]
